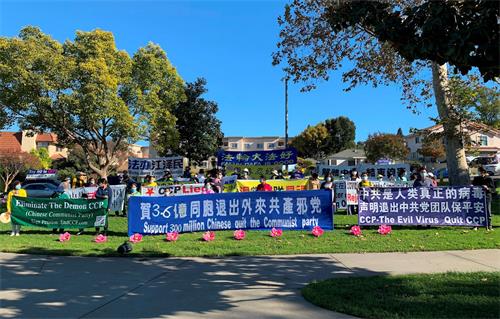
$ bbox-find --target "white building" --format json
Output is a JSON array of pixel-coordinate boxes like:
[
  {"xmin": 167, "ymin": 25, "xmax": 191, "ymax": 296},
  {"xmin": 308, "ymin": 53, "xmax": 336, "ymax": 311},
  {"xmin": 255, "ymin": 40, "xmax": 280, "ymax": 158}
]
[
  {"xmin": 405, "ymin": 122, "xmax": 500, "ymax": 162},
  {"xmin": 222, "ymin": 136, "xmax": 286, "ymax": 151},
  {"xmin": 317, "ymin": 148, "xmax": 367, "ymax": 166}
]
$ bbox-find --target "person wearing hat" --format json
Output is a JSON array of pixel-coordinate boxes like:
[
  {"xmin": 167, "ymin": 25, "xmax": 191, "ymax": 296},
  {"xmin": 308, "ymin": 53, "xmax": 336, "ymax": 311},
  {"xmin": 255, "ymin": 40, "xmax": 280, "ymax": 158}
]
[
  {"xmin": 270, "ymin": 169, "xmax": 280, "ymax": 180},
  {"xmin": 6, "ymin": 181, "xmax": 27, "ymax": 236},
  {"xmin": 472, "ymin": 167, "xmax": 495, "ymax": 230},
  {"xmin": 241, "ymin": 168, "xmax": 250, "ymax": 180}
]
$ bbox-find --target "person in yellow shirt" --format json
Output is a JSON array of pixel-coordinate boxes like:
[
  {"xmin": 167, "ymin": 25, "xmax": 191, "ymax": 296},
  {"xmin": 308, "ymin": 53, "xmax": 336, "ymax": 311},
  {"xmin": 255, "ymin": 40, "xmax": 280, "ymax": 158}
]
[
  {"xmin": 142, "ymin": 175, "xmax": 158, "ymax": 187},
  {"xmin": 358, "ymin": 173, "xmax": 373, "ymax": 188},
  {"xmin": 6, "ymin": 181, "xmax": 27, "ymax": 236}
]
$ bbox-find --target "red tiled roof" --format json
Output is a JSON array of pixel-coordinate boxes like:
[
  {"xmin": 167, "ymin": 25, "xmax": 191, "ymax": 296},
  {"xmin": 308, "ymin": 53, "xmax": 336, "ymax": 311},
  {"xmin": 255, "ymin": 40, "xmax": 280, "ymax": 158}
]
[
  {"xmin": 0, "ymin": 132, "xmax": 22, "ymax": 151},
  {"xmin": 36, "ymin": 133, "xmax": 57, "ymax": 142},
  {"xmin": 50, "ymin": 153, "xmax": 66, "ymax": 160}
]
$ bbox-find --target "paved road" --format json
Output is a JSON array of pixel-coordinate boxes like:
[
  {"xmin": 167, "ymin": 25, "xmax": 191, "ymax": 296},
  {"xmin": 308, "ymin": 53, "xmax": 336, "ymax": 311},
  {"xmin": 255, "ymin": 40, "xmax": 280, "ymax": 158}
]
[{"xmin": 1, "ymin": 249, "xmax": 499, "ymax": 319}]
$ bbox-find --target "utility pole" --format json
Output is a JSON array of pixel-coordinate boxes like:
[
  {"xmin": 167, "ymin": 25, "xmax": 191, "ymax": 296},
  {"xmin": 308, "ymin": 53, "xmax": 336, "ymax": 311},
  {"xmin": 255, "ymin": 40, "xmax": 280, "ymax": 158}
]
[
  {"xmin": 284, "ymin": 76, "xmax": 289, "ymax": 173},
  {"xmin": 285, "ymin": 76, "xmax": 289, "ymax": 147}
]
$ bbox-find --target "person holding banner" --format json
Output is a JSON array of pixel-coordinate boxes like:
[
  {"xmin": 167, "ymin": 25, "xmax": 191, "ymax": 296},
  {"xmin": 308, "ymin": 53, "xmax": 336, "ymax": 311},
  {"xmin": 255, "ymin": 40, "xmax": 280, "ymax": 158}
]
[
  {"xmin": 359, "ymin": 173, "xmax": 372, "ymax": 188},
  {"xmin": 413, "ymin": 167, "xmax": 433, "ymax": 187},
  {"xmin": 321, "ymin": 174, "xmax": 334, "ymax": 190},
  {"xmin": 143, "ymin": 175, "xmax": 158, "ymax": 187},
  {"xmin": 307, "ymin": 173, "xmax": 321, "ymax": 190},
  {"xmin": 203, "ymin": 179, "xmax": 215, "ymax": 194},
  {"xmin": 95, "ymin": 178, "xmax": 112, "ymax": 236},
  {"xmin": 6, "ymin": 181, "xmax": 27, "ymax": 236},
  {"xmin": 473, "ymin": 167, "xmax": 495, "ymax": 230},
  {"xmin": 52, "ymin": 180, "xmax": 71, "ymax": 234},
  {"xmin": 256, "ymin": 176, "xmax": 273, "ymax": 191}
]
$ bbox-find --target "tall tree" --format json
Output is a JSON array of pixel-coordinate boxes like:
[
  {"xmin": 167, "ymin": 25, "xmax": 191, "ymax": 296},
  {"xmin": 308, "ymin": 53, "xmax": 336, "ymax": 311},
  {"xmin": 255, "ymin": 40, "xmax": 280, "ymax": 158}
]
[
  {"xmin": 156, "ymin": 78, "xmax": 223, "ymax": 165},
  {"xmin": 397, "ymin": 128, "xmax": 403, "ymax": 136},
  {"xmin": 364, "ymin": 133, "xmax": 409, "ymax": 164},
  {"xmin": 446, "ymin": 76, "xmax": 500, "ymax": 129},
  {"xmin": 273, "ymin": 0, "xmax": 498, "ymax": 185},
  {"xmin": 0, "ymin": 151, "xmax": 41, "ymax": 192},
  {"xmin": 290, "ymin": 123, "xmax": 330, "ymax": 159},
  {"xmin": 0, "ymin": 27, "xmax": 185, "ymax": 178},
  {"xmin": 418, "ymin": 135, "xmax": 446, "ymax": 162},
  {"xmin": 324, "ymin": 116, "xmax": 356, "ymax": 154}
]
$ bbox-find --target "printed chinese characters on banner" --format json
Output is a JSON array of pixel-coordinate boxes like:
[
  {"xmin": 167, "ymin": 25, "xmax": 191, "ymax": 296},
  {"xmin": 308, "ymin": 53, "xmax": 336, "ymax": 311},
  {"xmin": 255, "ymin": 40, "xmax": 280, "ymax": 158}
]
[
  {"xmin": 358, "ymin": 186, "xmax": 488, "ymax": 227},
  {"xmin": 217, "ymin": 148, "xmax": 297, "ymax": 166},
  {"xmin": 128, "ymin": 190, "xmax": 333, "ymax": 235},
  {"xmin": 128, "ymin": 157, "xmax": 184, "ymax": 178}
]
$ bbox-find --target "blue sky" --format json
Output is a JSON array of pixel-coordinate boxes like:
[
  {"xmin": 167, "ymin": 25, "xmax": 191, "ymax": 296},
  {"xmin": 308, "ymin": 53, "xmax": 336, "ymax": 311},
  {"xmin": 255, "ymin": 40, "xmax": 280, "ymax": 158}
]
[{"xmin": 0, "ymin": 0, "xmax": 437, "ymax": 142}]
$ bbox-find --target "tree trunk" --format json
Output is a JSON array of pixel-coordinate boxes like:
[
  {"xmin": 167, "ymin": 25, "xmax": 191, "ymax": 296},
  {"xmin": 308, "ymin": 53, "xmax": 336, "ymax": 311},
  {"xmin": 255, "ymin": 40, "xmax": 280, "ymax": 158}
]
[
  {"xmin": 431, "ymin": 62, "xmax": 470, "ymax": 186},
  {"xmin": 87, "ymin": 156, "xmax": 110, "ymax": 179}
]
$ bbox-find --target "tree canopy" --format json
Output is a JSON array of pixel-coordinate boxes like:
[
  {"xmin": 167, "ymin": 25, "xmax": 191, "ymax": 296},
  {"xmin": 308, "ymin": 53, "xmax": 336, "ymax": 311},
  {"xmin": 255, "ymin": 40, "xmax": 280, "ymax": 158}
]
[
  {"xmin": 156, "ymin": 78, "xmax": 223, "ymax": 165},
  {"xmin": 326, "ymin": 1, "xmax": 499, "ymax": 81},
  {"xmin": 0, "ymin": 27, "xmax": 185, "ymax": 178},
  {"xmin": 364, "ymin": 133, "xmax": 409, "ymax": 164},
  {"xmin": 291, "ymin": 116, "xmax": 356, "ymax": 159},
  {"xmin": 290, "ymin": 123, "xmax": 329, "ymax": 159},
  {"xmin": 273, "ymin": 0, "xmax": 497, "ymax": 185}
]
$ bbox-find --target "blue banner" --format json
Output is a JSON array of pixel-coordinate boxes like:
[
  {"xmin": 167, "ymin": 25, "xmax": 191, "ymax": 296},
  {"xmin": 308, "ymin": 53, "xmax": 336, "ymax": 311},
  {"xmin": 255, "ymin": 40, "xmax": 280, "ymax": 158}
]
[
  {"xmin": 358, "ymin": 187, "xmax": 488, "ymax": 227},
  {"xmin": 217, "ymin": 148, "xmax": 297, "ymax": 166},
  {"xmin": 128, "ymin": 190, "xmax": 333, "ymax": 235}
]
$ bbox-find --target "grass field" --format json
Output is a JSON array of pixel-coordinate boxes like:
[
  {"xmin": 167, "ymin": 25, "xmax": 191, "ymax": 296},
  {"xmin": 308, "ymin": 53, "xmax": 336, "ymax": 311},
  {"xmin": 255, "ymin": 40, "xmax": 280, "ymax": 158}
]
[
  {"xmin": 302, "ymin": 272, "xmax": 500, "ymax": 319},
  {"xmin": 0, "ymin": 212, "xmax": 498, "ymax": 257}
]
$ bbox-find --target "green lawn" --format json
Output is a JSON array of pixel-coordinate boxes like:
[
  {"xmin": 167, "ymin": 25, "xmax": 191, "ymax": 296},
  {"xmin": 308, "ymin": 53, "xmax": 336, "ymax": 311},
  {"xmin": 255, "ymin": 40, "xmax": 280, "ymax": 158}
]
[
  {"xmin": 302, "ymin": 272, "xmax": 500, "ymax": 319},
  {"xmin": 0, "ymin": 213, "xmax": 498, "ymax": 257}
]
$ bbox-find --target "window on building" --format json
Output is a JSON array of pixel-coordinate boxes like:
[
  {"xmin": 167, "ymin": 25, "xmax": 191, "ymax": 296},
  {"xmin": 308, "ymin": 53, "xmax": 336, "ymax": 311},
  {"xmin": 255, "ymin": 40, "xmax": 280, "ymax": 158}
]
[
  {"xmin": 56, "ymin": 146, "xmax": 63, "ymax": 152},
  {"xmin": 347, "ymin": 160, "xmax": 355, "ymax": 166},
  {"xmin": 223, "ymin": 142, "xmax": 228, "ymax": 147},
  {"xmin": 415, "ymin": 136, "xmax": 420, "ymax": 144},
  {"xmin": 278, "ymin": 141, "xmax": 285, "ymax": 146},
  {"xmin": 244, "ymin": 143, "xmax": 252, "ymax": 149},
  {"xmin": 268, "ymin": 143, "xmax": 275, "ymax": 149},
  {"xmin": 479, "ymin": 135, "xmax": 488, "ymax": 146},
  {"xmin": 37, "ymin": 142, "xmax": 49, "ymax": 149},
  {"xmin": 230, "ymin": 143, "xmax": 238, "ymax": 149},
  {"xmin": 256, "ymin": 143, "xmax": 264, "ymax": 149}
]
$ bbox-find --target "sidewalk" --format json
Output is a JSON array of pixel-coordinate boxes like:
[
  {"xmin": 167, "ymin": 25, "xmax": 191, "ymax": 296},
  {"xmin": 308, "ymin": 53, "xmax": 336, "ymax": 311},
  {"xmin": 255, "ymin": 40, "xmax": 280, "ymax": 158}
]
[{"xmin": 1, "ymin": 249, "xmax": 499, "ymax": 319}]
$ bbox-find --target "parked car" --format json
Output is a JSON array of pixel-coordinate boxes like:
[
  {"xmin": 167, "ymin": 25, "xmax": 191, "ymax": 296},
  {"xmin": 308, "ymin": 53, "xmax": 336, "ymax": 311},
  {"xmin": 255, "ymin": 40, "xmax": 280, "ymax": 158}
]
[
  {"xmin": 469, "ymin": 156, "xmax": 500, "ymax": 176},
  {"xmin": 23, "ymin": 183, "xmax": 59, "ymax": 198},
  {"xmin": 22, "ymin": 178, "xmax": 60, "ymax": 188}
]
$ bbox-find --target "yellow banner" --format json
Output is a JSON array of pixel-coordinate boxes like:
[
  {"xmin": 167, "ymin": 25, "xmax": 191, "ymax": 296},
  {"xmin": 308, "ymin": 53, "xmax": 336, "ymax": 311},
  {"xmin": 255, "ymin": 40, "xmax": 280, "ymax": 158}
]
[{"xmin": 236, "ymin": 179, "xmax": 308, "ymax": 192}]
